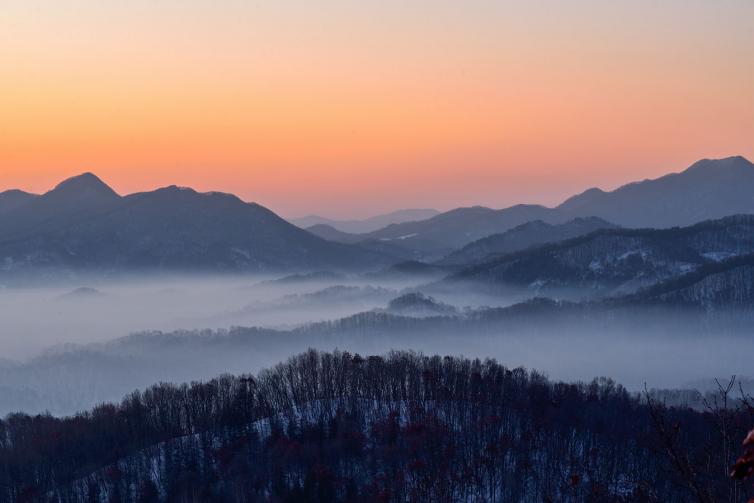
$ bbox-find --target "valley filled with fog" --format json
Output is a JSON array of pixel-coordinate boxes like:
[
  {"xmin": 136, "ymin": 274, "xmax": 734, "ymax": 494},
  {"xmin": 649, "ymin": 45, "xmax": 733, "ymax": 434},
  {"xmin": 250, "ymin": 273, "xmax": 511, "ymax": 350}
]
[
  {"xmin": 0, "ymin": 272, "xmax": 528, "ymax": 415},
  {"xmin": 2, "ymin": 267, "xmax": 753, "ymax": 417},
  {"xmin": 0, "ymin": 274, "xmax": 406, "ymax": 360}
]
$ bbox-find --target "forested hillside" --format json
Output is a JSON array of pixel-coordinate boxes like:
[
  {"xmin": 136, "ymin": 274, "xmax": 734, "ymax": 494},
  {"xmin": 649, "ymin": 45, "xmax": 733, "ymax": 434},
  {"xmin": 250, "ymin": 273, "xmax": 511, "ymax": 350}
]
[
  {"xmin": 1, "ymin": 350, "xmax": 748, "ymax": 502},
  {"xmin": 449, "ymin": 215, "xmax": 754, "ymax": 296}
]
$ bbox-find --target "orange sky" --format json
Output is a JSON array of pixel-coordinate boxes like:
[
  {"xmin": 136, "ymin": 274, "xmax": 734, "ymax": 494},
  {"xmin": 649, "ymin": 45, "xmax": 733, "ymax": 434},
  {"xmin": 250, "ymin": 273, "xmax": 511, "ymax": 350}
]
[{"xmin": 1, "ymin": 0, "xmax": 752, "ymax": 217}]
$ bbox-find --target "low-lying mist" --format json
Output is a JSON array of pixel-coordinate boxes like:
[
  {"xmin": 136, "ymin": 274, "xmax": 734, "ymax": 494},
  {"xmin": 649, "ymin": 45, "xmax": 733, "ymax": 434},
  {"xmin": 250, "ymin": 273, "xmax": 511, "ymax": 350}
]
[
  {"xmin": 1, "ymin": 271, "xmax": 752, "ymax": 417},
  {"xmin": 0, "ymin": 273, "xmax": 467, "ymax": 360}
]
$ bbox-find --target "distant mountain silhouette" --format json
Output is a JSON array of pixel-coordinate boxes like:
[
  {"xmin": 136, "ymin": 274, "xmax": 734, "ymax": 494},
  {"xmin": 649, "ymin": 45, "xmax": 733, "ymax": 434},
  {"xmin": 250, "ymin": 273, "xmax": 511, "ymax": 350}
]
[
  {"xmin": 0, "ymin": 189, "xmax": 37, "ymax": 215},
  {"xmin": 438, "ymin": 217, "xmax": 617, "ymax": 266},
  {"xmin": 291, "ymin": 208, "xmax": 440, "ymax": 233},
  {"xmin": 305, "ymin": 224, "xmax": 364, "ymax": 244},
  {"xmin": 354, "ymin": 205, "xmax": 568, "ymax": 258},
  {"xmin": 52, "ymin": 172, "xmax": 120, "ymax": 201},
  {"xmin": 558, "ymin": 156, "xmax": 754, "ymax": 227},
  {"xmin": 366, "ymin": 260, "xmax": 453, "ymax": 281},
  {"xmin": 2, "ymin": 156, "xmax": 752, "ymax": 275},
  {"xmin": 259, "ymin": 271, "xmax": 347, "ymax": 285},
  {"xmin": 306, "ymin": 224, "xmax": 429, "ymax": 262},
  {"xmin": 349, "ymin": 156, "xmax": 754, "ymax": 256},
  {"xmin": 0, "ymin": 173, "xmax": 121, "ymax": 240},
  {"xmin": 56, "ymin": 287, "xmax": 107, "ymax": 301},
  {"xmin": 384, "ymin": 292, "xmax": 457, "ymax": 317},
  {"xmin": 0, "ymin": 174, "xmax": 394, "ymax": 275}
]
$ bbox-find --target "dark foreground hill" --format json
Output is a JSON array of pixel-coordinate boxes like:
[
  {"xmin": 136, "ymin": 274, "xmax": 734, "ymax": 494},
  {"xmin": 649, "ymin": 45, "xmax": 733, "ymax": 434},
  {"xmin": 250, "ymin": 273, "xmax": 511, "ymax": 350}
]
[
  {"xmin": 0, "ymin": 174, "xmax": 392, "ymax": 276},
  {"xmin": 0, "ymin": 350, "xmax": 747, "ymax": 502}
]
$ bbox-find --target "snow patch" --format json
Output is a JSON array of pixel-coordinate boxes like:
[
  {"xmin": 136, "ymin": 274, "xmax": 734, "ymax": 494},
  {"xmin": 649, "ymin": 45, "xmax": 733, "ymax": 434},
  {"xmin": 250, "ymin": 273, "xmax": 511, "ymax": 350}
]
[
  {"xmin": 379, "ymin": 233, "xmax": 418, "ymax": 241},
  {"xmin": 702, "ymin": 251, "xmax": 737, "ymax": 262}
]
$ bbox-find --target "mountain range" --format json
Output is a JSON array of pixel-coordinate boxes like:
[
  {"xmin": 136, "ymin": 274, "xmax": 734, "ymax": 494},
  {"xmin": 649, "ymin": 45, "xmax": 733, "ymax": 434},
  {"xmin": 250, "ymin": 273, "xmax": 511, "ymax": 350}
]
[
  {"xmin": 1, "ymin": 156, "xmax": 753, "ymax": 276},
  {"xmin": 560, "ymin": 156, "xmax": 754, "ymax": 227},
  {"xmin": 311, "ymin": 156, "xmax": 754, "ymax": 259},
  {"xmin": 0, "ymin": 174, "xmax": 391, "ymax": 276},
  {"xmin": 340, "ymin": 204, "xmax": 567, "ymax": 257}
]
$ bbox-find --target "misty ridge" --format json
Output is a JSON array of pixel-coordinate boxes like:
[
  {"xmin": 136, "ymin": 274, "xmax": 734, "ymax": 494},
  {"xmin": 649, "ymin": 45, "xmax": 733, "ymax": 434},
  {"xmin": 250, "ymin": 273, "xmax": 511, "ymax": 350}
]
[
  {"xmin": 4, "ymin": 156, "xmax": 754, "ymax": 501},
  {"xmin": 2, "ymin": 156, "xmax": 754, "ymax": 407}
]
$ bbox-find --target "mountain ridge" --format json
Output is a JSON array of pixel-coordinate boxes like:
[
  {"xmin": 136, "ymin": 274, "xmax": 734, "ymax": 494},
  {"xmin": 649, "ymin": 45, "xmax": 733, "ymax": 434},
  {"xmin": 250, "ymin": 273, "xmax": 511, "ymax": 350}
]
[
  {"xmin": 324, "ymin": 156, "xmax": 754, "ymax": 257},
  {"xmin": 556, "ymin": 155, "xmax": 754, "ymax": 227},
  {"xmin": 446, "ymin": 213, "xmax": 754, "ymax": 297},
  {"xmin": 0, "ymin": 189, "xmax": 37, "ymax": 215},
  {"xmin": 438, "ymin": 216, "xmax": 617, "ymax": 266},
  {"xmin": 0, "ymin": 174, "xmax": 396, "ymax": 275},
  {"xmin": 1, "ymin": 156, "xmax": 752, "ymax": 274},
  {"xmin": 291, "ymin": 208, "xmax": 441, "ymax": 233}
]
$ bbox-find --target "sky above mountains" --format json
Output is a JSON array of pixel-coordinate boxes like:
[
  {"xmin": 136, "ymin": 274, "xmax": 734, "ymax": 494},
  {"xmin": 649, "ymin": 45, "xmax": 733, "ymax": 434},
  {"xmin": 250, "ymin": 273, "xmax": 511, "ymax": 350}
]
[{"xmin": 1, "ymin": 0, "xmax": 752, "ymax": 218}]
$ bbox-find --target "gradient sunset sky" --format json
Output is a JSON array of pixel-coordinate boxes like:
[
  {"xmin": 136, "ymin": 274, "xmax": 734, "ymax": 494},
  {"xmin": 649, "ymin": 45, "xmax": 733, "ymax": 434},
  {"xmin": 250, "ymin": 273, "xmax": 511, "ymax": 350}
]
[{"xmin": 1, "ymin": 0, "xmax": 752, "ymax": 218}]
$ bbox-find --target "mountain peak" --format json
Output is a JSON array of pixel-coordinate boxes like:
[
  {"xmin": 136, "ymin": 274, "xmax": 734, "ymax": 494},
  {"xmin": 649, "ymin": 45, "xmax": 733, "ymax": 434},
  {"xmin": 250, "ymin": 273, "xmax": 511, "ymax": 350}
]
[
  {"xmin": 51, "ymin": 172, "xmax": 119, "ymax": 199},
  {"xmin": 727, "ymin": 155, "xmax": 751, "ymax": 164},
  {"xmin": 0, "ymin": 189, "xmax": 38, "ymax": 214},
  {"xmin": 0, "ymin": 188, "xmax": 35, "ymax": 197},
  {"xmin": 684, "ymin": 155, "xmax": 753, "ymax": 173},
  {"xmin": 158, "ymin": 184, "xmax": 197, "ymax": 194}
]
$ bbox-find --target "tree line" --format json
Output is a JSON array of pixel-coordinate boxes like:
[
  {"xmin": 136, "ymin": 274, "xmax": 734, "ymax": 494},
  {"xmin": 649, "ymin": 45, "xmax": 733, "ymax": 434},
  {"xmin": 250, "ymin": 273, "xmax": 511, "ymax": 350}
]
[{"xmin": 0, "ymin": 349, "xmax": 751, "ymax": 502}]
